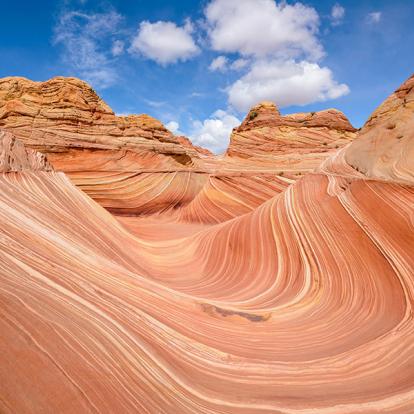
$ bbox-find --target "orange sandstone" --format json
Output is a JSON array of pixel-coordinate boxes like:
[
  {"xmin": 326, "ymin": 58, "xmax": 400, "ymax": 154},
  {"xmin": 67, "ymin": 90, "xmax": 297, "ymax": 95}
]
[{"xmin": 0, "ymin": 74, "xmax": 413, "ymax": 413}]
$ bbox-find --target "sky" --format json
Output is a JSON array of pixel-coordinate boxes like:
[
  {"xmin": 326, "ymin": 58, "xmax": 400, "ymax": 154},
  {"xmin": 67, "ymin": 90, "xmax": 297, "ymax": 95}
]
[{"xmin": 1, "ymin": 0, "xmax": 413, "ymax": 153}]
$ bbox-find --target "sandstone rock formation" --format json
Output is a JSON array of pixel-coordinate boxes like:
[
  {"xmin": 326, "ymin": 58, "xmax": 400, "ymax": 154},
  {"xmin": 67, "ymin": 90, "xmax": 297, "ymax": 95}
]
[
  {"xmin": 0, "ymin": 76, "xmax": 206, "ymax": 162},
  {"xmin": 226, "ymin": 101, "xmax": 356, "ymax": 176},
  {"xmin": 0, "ymin": 76, "xmax": 356, "ymax": 219},
  {"xmin": 0, "ymin": 75, "xmax": 414, "ymax": 413},
  {"xmin": 0, "ymin": 76, "xmax": 215, "ymax": 214},
  {"xmin": 0, "ymin": 130, "xmax": 52, "ymax": 172},
  {"xmin": 345, "ymin": 74, "xmax": 414, "ymax": 184}
]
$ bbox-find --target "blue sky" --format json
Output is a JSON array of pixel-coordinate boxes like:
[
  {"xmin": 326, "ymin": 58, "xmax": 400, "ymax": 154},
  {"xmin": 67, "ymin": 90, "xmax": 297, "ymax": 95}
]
[{"xmin": 1, "ymin": 0, "xmax": 413, "ymax": 152}]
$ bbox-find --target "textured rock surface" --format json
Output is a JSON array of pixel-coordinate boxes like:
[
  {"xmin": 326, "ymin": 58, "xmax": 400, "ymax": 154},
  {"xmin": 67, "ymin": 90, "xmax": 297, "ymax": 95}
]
[
  {"xmin": 346, "ymin": 74, "xmax": 414, "ymax": 184},
  {"xmin": 0, "ymin": 76, "xmax": 414, "ymax": 413},
  {"xmin": 226, "ymin": 101, "xmax": 356, "ymax": 175},
  {"xmin": 0, "ymin": 76, "xmax": 216, "ymax": 213},
  {"xmin": 0, "ymin": 130, "xmax": 52, "ymax": 172},
  {"xmin": 0, "ymin": 76, "xmax": 356, "ymax": 218},
  {"xmin": 0, "ymin": 76, "xmax": 207, "ymax": 164}
]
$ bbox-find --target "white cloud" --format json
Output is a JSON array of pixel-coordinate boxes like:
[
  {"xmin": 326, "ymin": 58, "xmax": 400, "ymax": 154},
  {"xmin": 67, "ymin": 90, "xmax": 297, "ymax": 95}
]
[
  {"xmin": 130, "ymin": 20, "xmax": 199, "ymax": 65},
  {"xmin": 331, "ymin": 4, "xmax": 345, "ymax": 26},
  {"xmin": 111, "ymin": 40, "xmax": 124, "ymax": 56},
  {"xmin": 367, "ymin": 11, "xmax": 382, "ymax": 24},
  {"xmin": 230, "ymin": 58, "xmax": 249, "ymax": 70},
  {"xmin": 144, "ymin": 99, "xmax": 166, "ymax": 108},
  {"xmin": 53, "ymin": 10, "xmax": 122, "ymax": 88},
  {"xmin": 190, "ymin": 109, "xmax": 240, "ymax": 153},
  {"xmin": 203, "ymin": 0, "xmax": 349, "ymax": 113},
  {"xmin": 166, "ymin": 121, "xmax": 182, "ymax": 135},
  {"xmin": 209, "ymin": 56, "xmax": 250, "ymax": 72},
  {"xmin": 205, "ymin": 0, "xmax": 323, "ymax": 61},
  {"xmin": 209, "ymin": 55, "xmax": 228, "ymax": 71},
  {"xmin": 228, "ymin": 59, "xmax": 349, "ymax": 112}
]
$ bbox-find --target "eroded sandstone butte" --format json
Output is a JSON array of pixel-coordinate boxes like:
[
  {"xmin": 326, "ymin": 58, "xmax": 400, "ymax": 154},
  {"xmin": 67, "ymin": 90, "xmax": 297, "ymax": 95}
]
[
  {"xmin": 226, "ymin": 101, "xmax": 356, "ymax": 173},
  {"xmin": 0, "ymin": 76, "xmax": 216, "ymax": 215},
  {"xmin": 0, "ymin": 73, "xmax": 413, "ymax": 413},
  {"xmin": 0, "ymin": 76, "xmax": 209, "ymax": 165}
]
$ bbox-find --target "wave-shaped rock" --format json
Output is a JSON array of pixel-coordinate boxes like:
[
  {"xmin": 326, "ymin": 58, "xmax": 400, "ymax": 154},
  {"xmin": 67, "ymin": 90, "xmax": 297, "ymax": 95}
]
[{"xmin": 0, "ymin": 75, "xmax": 413, "ymax": 413}]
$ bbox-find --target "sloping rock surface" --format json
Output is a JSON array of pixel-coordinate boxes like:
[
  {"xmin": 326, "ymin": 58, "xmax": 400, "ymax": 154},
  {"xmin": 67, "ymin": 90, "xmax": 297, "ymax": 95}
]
[{"xmin": 0, "ymin": 75, "xmax": 414, "ymax": 413}]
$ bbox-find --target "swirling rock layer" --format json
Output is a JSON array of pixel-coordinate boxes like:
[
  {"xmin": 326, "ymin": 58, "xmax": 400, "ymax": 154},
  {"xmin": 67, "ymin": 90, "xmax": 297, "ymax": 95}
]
[{"xmin": 0, "ymin": 75, "xmax": 413, "ymax": 413}]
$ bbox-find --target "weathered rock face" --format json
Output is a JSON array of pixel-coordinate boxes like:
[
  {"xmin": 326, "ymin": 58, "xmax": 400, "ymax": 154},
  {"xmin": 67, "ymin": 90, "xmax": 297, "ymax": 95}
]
[
  {"xmin": 346, "ymin": 74, "xmax": 414, "ymax": 184},
  {"xmin": 0, "ymin": 75, "xmax": 413, "ymax": 413},
  {"xmin": 0, "ymin": 76, "xmax": 206, "ymax": 168},
  {"xmin": 226, "ymin": 101, "xmax": 357, "ymax": 176},
  {"xmin": 0, "ymin": 130, "xmax": 52, "ymax": 172},
  {"xmin": 0, "ymin": 77, "xmax": 214, "ymax": 213},
  {"xmin": 238, "ymin": 101, "xmax": 356, "ymax": 132}
]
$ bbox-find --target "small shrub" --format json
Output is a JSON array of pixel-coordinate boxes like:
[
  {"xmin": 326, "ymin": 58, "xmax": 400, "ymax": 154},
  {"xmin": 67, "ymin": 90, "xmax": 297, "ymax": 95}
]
[
  {"xmin": 249, "ymin": 111, "xmax": 258, "ymax": 120},
  {"xmin": 310, "ymin": 111, "xmax": 315, "ymax": 116}
]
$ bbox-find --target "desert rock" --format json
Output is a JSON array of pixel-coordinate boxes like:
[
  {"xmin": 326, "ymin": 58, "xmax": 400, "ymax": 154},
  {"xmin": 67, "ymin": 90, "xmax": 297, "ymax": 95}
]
[{"xmin": 0, "ymin": 75, "xmax": 413, "ymax": 413}]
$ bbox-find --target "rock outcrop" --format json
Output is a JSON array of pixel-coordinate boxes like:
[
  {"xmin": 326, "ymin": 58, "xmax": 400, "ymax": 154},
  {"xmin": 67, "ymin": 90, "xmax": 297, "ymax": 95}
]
[
  {"xmin": 345, "ymin": 74, "xmax": 414, "ymax": 184},
  {"xmin": 0, "ymin": 76, "xmax": 207, "ymax": 168},
  {"xmin": 0, "ymin": 76, "xmax": 356, "ymax": 218},
  {"xmin": 226, "ymin": 101, "xmax": 356, "ymax": 176},
  {"xmin": 0, "ymin": 77, "xmax": 215, "ymax": 214},
  {"xmin": 0, "ymin": 74, "xmax": 414, "ymax": 413}
]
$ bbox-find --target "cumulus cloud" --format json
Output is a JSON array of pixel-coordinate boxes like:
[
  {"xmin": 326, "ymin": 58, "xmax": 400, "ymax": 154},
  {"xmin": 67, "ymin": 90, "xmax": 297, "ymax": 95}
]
[
  {"xmin": 228, "ymin": 59, "xmax": 349, "ymax": 112},
  {"xmin": 53, "ymin": 10, "xmax": 122, "ymax": 88},
  {"xmin": 203, "ymin": 0, "xmax": 349, "ymax": 113},
  {"xmin": 331, "ymin": 4, "xmax": 345, "ymax": 26},
  {"xmin": 166, "ymin": 121, "xmax": 182, "ymax": 135},
  {"xmin": 190, "ymin": 110, "xmax": 241, "ymax": 153},
  {"xmin": 367, "ymin": 12, "xmax": 382, "ymax": 24},
  {"xmin": 205, "ymin": 0, "xmax": 323, "ymax": 61},
  {"xmin": 130, "ymin": 20, "xmax": 199, "ymax": 65},
  {"xmin": 209, "ymin": 55, "xmax": 228, "ymax": 71}
]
